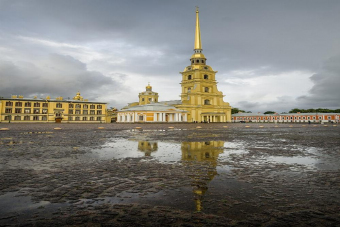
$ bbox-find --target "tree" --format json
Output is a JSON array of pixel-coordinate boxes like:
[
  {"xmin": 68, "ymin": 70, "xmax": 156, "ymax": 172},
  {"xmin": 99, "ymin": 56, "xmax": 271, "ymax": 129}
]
[
  {"xmin": 264, "ymin": 111, "xmax": 275, "ymax": 114},
  {"xmin": 231, "ymin": 108, "xmax": 245, "ymax": 114},
  {"xmin": 289, "ymin": 108, "xmax": 302, "ymax": 113}
]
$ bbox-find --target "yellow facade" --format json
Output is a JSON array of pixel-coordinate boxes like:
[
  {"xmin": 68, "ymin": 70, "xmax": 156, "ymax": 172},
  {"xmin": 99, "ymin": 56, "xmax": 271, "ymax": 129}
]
[
  {"xmin": 138, "ymin": 83, "xmax": 159, "ymax": 105},
  {"xmin": 0, "ymin": 92, "xmax": 107, "ymax": 123},
  {"xmin": 175, "ymin": 8, "xmax": 232, "ymax": 122}
]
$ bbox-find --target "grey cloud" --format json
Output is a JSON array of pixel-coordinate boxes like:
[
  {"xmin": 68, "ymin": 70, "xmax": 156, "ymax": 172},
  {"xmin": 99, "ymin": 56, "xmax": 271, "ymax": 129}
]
[
  {"xmin": 297, "ymin": 55, "xmax": 340, "ymax": 109},
  {"xmin": 1, "ymin": 0, "xmax": 340, "ymax": 111},
  {"xmin": 0, "ymin": 54, "xmax": 118, "ymax": 102}
]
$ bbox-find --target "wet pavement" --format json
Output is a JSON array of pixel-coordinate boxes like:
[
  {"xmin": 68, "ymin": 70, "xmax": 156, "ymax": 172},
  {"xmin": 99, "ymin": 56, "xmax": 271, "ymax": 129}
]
[{"xmin": 0, "ymin": 123, "xmax": 339, "ymax": 226}]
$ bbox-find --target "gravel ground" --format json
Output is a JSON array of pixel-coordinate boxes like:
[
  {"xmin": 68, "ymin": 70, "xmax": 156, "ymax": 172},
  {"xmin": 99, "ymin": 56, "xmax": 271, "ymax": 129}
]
[{"xmin": 0, "ymin": 123, "xmax": 339, "ymax": 226}]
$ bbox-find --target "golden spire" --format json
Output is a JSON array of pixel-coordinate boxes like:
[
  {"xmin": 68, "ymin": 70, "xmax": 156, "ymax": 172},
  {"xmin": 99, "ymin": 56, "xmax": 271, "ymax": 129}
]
[{"xmin": 194, "ymin": 6, "xmax": 202, "ymax": 50}]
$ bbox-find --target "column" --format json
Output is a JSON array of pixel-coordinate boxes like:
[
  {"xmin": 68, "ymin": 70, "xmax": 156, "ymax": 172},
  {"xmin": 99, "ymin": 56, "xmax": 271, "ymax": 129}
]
[
  {"xmin": 184, "ymin": 114, "xmax": 187, "ymax": 122},
  {"xmin": 154, "ymin": 113, "xmax": 157, "ymax": 122}
]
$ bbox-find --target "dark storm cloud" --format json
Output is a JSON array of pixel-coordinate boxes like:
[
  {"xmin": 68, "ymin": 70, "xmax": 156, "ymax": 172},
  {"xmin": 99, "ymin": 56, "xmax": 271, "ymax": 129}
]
[
  {"xmin": 1, "ymin": 0, "xmax": 340, "ymax": 109},
  {"xmin": 297, "ymin": 55, "xmax": 340, "ymax": 109},
  {"xmin": 0, "ymin": 54, "xmax": 117, "ymax": 100}
]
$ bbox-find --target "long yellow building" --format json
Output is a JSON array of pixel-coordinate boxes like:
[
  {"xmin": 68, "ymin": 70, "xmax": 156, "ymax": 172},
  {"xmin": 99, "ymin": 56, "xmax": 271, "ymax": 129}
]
[
  {"xmin": 174, "ymin": 7, "xmax": 232, "ymax": 122},
  {"xmin": 0, "ymin": 92, "xmax": 107, "ymax": 123}
]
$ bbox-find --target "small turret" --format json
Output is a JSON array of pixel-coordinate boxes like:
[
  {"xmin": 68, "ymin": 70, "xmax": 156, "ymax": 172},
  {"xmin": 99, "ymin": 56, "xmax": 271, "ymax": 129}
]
[{"xmin": 73, "ymin": 91, "xmax": 83, "ymax": 101}]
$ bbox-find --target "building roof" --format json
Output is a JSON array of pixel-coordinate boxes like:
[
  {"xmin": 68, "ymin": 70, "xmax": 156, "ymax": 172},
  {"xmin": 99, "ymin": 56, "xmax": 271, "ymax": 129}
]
[
  {"xmin": 0, "ymin": 97, "xmax": 106, "ymax": 104},
  {"xmin": 158, "ymin": 100, "xmax": 182, "ymax": 105},
  {"xmin": 232, "ymin": 112, "xmax": 339, "ymax": 117},
  {"xmin": 119, "ymin": 103, "xmax": 187, "ymax": 112}
]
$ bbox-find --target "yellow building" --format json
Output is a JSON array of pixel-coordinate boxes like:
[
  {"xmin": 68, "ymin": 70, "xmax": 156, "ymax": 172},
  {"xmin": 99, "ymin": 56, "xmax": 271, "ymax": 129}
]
[
  {"xmin": 106, "ymin": 107, "xmax": 118, "ymax": 123},
  {"xmin": 118, "ymin": 8, "xmax": 231, "ymax": 123},
  {"xmin": 174, "ymin": 8, "xmax": 232, "ymax": 122},
  {"xmin": 0, "ymin": 92, "xmax": 107, "ymax": 123}
]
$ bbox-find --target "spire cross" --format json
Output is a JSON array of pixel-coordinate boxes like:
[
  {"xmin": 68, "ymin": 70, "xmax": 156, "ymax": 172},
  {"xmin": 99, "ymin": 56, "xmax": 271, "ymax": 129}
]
[{"xmin": 196, "ymin": 6, "xmax": 199, "ymax": 12}]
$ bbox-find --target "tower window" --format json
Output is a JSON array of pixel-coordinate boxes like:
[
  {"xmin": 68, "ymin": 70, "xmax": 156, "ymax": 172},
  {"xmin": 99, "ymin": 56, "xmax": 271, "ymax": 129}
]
[
  {"xmin": 192, "ymin": 60, "xmax": 194, "ymax": 63},
  {"xmin": 204, "ymin": 87, "xmax": 209, "ymax": 92},
  {"xmin": 204, "ymin": 99, "xmax": 210, "ymax": 105},
  {"xmin": 196, "ymin": 60, "xmax": 199, "ymax": 63},
  {"xmin": 142, "ymin": 98, "xmax": 144, "ymax": 101},
  {"xmin": 204, "ymin": 75, "xmax": 208, "ymax": 79},
  {"xmin": 188, "ymin": 75, "xmax": 192, "ymax": 80},
  {"xmin": 201, "ymin": 60, "xmax": 204, "ymax": 63}
]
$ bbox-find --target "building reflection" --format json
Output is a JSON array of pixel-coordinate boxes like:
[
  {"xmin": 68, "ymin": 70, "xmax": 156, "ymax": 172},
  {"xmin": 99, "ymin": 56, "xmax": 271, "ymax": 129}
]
[
  {"xmin": 137, "ymin": 141, "xmax": 158, "ymax": 156},
  {"xmin": 137, "ymin": 140, "xmax": 225, "ymax": 212},
  {"xmin": 181, "ymin": 141, "xmax": 224, "ymax": 212}
]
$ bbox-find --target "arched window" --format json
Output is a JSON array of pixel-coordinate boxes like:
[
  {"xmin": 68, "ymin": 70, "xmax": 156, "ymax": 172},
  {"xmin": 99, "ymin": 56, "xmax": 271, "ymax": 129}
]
[
  {"xmin": 192, "ymin": 60, "xmax": 194, "ymax": 63},
  {"xmin": 204, "ymin": 87, "xmax": 209, "ymax": 92},
  {"xmin": 204, "ymin": 75, "xmax": 208, "ymax": 79},
  {"xmin": 196, "ymin": 60, "xmax": 199, "ymax": 63},
  {"xmin": 201, "ymin": 60, "xmax": 204, "ymax": 63},
  {"xmin": 204, "ymin": 99, "xmax": 210, "ymax": 105},
  {"xmin": 188, "ymin": 75, "xmax": 192, "ymax": 80}
]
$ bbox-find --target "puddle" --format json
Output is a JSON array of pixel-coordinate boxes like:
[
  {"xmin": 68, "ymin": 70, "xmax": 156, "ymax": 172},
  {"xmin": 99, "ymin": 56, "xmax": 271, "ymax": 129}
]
[
  {"xmin": 91, "ymin": 139, "xmax": 236, "ymax": 164},
  {"xmin": 0, "ymin": 192, "xmax": 50, "ymax": 213},
  {"xmin": 268, "ymin": 156, "xmax": 318, "ymax": 166}
]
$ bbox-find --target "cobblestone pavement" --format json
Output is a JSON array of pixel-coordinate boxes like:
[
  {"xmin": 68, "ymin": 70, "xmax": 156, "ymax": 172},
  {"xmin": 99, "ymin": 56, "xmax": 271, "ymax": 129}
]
[{"xmin": 0, "ymin": 123, "xmax": 339, "ymax": 226}]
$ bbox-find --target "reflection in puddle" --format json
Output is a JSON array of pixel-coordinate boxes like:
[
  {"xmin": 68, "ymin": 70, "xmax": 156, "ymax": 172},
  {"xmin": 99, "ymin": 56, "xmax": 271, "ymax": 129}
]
[
  {"xmin": 91, "ymin": 138, "xmax": 333, "ymax": 211},
  {"xmin": 93, "ymin": 140, "xmax": 227, "ymax": 211},
  {"xmin": 92, "ymin": 139, "xmax": 182, "ymax": 162}
]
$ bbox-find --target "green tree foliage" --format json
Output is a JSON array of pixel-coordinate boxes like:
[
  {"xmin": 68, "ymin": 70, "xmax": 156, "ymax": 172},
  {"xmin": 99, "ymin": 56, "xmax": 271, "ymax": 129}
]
[
  {"xmin": 231, "ymin": 108, "xmax": 245, "ymax": 114},
  {"xmin": 264, "ymin": 111, "xmax": 276, "ymax": 114},
  {"xmin": 289, "ymin": 108, "xmax": 340, "ymax": 113}
]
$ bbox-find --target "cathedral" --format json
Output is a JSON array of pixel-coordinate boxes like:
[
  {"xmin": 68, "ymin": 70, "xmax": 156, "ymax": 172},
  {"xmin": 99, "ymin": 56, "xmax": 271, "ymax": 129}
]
[{"xmin": 117, "ymin": 8, "xmax": 231, "ymax": 123}]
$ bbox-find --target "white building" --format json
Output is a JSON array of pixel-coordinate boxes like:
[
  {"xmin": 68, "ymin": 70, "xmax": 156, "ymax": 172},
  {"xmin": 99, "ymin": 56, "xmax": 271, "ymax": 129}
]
[{"xmin": 117, "ymin": 103, "xmax": 188, "ymax": 123}]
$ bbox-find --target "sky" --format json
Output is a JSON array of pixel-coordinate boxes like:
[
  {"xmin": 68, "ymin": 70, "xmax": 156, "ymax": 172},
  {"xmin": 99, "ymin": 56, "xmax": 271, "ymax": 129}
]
[{"xmin": 1, "ymin": 0, "xmax": 340, "ymax": 113}]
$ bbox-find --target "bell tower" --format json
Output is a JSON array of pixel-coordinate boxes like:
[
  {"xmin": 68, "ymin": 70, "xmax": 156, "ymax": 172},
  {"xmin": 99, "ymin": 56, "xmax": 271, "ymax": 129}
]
[{"xmin": 175, "ymin": 7, "xmax": 232, "ymax": 123}]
